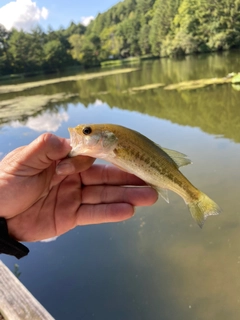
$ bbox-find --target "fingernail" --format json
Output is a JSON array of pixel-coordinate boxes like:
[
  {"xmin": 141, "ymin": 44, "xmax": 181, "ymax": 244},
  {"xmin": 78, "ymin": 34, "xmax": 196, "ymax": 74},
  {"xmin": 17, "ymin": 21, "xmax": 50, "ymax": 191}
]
[{"xmin": 56, "ymin": 162, "xmax": 74, "ymax": 175}]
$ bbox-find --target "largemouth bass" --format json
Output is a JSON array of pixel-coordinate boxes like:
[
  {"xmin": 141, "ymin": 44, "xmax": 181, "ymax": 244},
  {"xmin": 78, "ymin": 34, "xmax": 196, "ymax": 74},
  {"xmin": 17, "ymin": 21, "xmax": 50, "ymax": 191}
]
[{"xmin": 68, "ymin": 124, "xmax": 220, "ymax": 227}]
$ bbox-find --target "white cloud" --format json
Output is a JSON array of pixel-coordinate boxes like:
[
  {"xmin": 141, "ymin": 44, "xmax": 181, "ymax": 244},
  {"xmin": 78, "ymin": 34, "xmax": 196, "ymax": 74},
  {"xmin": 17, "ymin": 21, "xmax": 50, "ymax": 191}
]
[
  {"xmin": 94, "ymin": 99, "xmax": 104, "ymax": 106},
  {"xmin": 81, "ymin": 16, "xmax": 94, "ymax": 26},
  {"xmin": 10, "ymin": 111, "xmax": 69, "ymax": 132},
  {"xmin": 0, "ymin": 0, "xmax": 49, "ymax": 31}
]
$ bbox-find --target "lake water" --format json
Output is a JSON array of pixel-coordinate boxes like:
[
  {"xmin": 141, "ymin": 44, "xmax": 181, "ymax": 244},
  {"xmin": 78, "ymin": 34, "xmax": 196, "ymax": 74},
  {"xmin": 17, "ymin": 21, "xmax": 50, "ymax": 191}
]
[{"xmin": 1, "ymin": 51, "xmax": 240, "ymax": 320}]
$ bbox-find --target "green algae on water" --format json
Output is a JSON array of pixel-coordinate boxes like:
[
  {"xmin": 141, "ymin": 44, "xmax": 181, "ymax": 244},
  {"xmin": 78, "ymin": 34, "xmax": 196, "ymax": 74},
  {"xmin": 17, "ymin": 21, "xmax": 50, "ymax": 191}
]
[{"xmin": 0, "ymin": 68, "xmax": 138, "ymax": 95}]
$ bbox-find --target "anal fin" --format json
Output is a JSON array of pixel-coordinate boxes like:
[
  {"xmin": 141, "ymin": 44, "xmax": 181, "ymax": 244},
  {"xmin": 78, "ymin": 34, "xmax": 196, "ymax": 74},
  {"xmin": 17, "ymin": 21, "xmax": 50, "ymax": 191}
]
[{"xmin": 157, "ymin": 188, "xmax": 169, "ymax": 203}]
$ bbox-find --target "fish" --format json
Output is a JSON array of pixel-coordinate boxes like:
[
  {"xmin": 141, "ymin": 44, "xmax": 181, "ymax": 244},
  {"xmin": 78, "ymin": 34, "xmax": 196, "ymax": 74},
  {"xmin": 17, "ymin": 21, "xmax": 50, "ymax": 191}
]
[{"xmin": 68, "ymin": 124, "xmax": 221, "ymax": 227}]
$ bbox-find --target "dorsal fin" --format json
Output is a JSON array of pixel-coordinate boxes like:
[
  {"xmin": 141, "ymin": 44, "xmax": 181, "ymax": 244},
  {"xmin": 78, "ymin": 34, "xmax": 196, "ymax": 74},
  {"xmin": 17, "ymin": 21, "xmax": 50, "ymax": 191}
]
[{"xmin": 161, "ymin": 147, "xmax": 192, "ymax": 168}]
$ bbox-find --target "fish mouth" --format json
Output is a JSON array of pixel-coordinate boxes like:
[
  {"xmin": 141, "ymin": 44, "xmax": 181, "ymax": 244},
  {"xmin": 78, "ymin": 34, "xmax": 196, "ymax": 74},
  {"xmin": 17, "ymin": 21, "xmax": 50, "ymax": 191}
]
[{"xmin": 68, "ymin": 147, "xmax": 81, "ymax": 157}]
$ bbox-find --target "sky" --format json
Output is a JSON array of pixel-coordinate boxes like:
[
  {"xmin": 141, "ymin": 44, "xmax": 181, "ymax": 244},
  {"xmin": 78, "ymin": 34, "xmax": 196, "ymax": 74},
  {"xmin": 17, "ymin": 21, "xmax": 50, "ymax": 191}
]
[{"xmin": 0, "ymin": 0, "xmax": 120, "ymax": 31}]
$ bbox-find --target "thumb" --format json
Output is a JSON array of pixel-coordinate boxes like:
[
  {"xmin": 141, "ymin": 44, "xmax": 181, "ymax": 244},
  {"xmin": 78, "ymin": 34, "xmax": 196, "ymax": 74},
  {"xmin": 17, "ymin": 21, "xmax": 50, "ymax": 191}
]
[{"xmin": 1, "ymin": 134, "xmax": 71, "ymax": 173}]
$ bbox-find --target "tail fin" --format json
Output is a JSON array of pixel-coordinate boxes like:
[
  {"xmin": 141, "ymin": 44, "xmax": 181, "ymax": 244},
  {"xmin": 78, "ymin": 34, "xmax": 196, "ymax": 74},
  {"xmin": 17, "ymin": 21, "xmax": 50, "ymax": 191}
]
[{"xmin": 188, "ymin": 192, "xmax": 221, "ymax": 228}]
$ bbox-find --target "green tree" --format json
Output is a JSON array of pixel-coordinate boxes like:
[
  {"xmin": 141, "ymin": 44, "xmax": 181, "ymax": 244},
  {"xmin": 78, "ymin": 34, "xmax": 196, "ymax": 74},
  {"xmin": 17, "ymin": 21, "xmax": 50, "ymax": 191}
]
[
  {"xmin": 99, "ymin": 26, "xmax": 123, "ymax": 59},
  {"xmin": 7, "ymin": 29, "xmax": 32, "ymax": 72},
  {"xmin": 149, "ymin": 0, "xmax": 180, "ymax": 56},
  {"xmin": 64, "ymin": 22, "xmax": 86, "ymax": 37},
  {"xmin": 164, "ymin": 0, "xmax": 240, "ymax": 55},
  {"xmin": 7, "ymin": 26, "xmax": 46, "ymax": 73},
  {"xmin": 136, "ymin": 0, "xmax": 155, "ymax": 25},
  {"xmin": 139, "ymin": 24, "xmax": 151, "ymax": 54},
  {"xmin": 43, "ymin": 35, "xmax": 73, "ymax": 71},
  {"xmin": 118, "ymin": 14, "xmax": 141, "ymax": 56},
  {"xmin": 78, "ymin": 38, "xmax": 99, "ymax": 66},
  {"xmin": 28, "ymin": 26, "xmax": 45, "ymax": 70},
  {"xmin": 68, "ymin": 34, "xmax": 84, "ymax": 61},
  {"xmin": 197, "ymin": 0, "xmax": 240, "ymax": 50},
  {"xmin": 0, "ymin": 24, "xmax": 11, "ymax": 74},
  {"xmin": 69, "ymin": 34, "xmax": 99, "ymax": 66},
  {"xmin": 89, "ymin": 13, "xmax": 105, "ymax": 35},
  {"xmin": 0, "ymin": 24, "xmax": 9, "ymax": 56},
  {"xmin": 161, "ymin": 0, "xmax": 206, "ymax": 56}
]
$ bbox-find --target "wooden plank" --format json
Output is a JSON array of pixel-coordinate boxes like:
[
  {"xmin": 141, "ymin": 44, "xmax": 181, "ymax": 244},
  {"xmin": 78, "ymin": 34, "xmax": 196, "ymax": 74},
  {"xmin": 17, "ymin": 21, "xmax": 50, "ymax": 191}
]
[{"xmin": 0, "ymin": 260, "xmax": 55, "ymax": 320}]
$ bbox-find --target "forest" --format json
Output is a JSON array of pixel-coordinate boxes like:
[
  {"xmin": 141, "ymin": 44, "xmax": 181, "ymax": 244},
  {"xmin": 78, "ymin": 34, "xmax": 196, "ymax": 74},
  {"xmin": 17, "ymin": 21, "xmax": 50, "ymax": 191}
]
[{"xmin": 0, "ymin": 0, "xmax": 240, "ymax": 76}]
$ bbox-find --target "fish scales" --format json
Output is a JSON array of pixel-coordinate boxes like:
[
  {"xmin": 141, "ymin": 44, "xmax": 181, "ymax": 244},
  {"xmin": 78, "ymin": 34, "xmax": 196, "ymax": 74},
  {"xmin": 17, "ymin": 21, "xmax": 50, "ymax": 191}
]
[{"xmin": 112, "ymin": 131, "xmax": 196, "ymax": 200}]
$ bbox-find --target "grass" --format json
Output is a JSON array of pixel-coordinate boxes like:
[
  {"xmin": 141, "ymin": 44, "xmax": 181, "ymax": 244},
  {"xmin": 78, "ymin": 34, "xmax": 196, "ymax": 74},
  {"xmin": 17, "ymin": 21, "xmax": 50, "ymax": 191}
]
[
  {"xmin": 101, "ymin": 57, "xmax": 141, "ymax": 67},
  {"xmin": 100, "ymin": 55, "xmax": 157, "ymax": 67}
]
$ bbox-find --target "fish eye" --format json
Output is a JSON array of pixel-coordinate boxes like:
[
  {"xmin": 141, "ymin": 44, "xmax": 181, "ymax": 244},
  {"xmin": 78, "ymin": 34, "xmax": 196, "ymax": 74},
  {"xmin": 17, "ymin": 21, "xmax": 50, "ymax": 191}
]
[{"xmin": 82, "ymin": 126, "xmax": 92, "ymax": 135}]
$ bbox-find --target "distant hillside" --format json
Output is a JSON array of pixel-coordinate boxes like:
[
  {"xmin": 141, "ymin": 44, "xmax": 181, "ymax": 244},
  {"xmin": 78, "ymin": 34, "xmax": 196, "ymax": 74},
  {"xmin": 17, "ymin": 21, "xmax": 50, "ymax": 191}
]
[
  {"xmin": 84, "ymin": 0, "xmax": 240, "ymax": 59},
  {"xmin": 1, "ymin": 0, "xmax": 240, "ymax": 75}
]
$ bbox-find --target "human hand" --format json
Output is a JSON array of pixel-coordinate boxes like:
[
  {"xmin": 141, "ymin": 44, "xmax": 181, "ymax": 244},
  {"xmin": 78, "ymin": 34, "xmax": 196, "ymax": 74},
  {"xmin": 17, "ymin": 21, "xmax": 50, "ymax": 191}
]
[{"xmin": 0, "ymin": 134, "xmax": 158, "ymax": 242}]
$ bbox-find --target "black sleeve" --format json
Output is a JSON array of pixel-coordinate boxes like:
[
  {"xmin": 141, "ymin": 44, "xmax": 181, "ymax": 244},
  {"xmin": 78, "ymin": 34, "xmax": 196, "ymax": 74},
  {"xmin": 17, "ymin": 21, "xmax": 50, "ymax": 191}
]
[{"xmin": 0, "ymin": 218, "xmax": 29, "ymax": 259}]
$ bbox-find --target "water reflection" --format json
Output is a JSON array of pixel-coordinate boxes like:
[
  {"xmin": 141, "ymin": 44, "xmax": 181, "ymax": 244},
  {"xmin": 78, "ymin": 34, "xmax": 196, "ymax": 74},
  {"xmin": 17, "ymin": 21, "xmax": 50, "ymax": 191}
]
[
  {"xmin": 10, "ymin": 110, "xmax": 69, "ymax": 132},
  {"xmin": 1, "ymin": 51, "xmax": 239, "ymax": 141},
  {"xmin": 1, "ymin": 84, "xmax": 240, "ymax": 142}
]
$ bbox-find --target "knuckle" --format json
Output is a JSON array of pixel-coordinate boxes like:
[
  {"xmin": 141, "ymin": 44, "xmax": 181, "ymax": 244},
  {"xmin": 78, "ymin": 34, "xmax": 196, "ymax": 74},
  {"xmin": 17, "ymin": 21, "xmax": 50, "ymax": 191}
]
[{"xmin": 37, "ymin": 133, "xmax": 54, "ymax": 146}]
